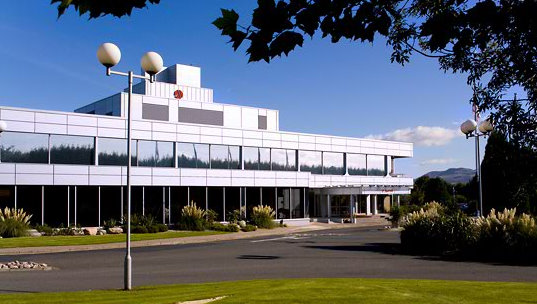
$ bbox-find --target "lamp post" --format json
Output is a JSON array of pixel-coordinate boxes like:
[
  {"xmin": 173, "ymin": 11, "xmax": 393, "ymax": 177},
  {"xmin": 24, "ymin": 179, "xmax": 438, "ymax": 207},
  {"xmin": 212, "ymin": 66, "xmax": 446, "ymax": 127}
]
[
  {"xmin": 97, "ymin": 43, "xmax": 163, "ymax": 291},
  {"xmin": 460, "ymin": 114, "xmax": 493, "ymax": 217}
]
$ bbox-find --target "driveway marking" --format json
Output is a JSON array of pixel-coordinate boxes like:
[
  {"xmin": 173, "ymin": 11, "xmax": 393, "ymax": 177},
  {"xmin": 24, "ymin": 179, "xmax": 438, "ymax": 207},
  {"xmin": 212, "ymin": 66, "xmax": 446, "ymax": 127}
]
[{"xmin": 251, "ymin": 235, "xmax": 310, "ymax": 243}]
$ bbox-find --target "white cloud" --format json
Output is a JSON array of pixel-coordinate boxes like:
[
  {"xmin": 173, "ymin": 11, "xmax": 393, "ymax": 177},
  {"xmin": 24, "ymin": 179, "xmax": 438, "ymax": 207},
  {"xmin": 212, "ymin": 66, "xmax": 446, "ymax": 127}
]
[
  {"xmin": 367, "ymin": 126, "xmax": 461, "ymax": 147},
  {"xmin": 419, "ymin": 158, "xmax": 458, "ymax": 166}
]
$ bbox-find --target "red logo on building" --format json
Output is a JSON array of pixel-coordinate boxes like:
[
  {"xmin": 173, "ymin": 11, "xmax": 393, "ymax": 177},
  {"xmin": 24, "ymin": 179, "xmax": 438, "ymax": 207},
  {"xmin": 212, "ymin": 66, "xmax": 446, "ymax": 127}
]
[{"xmin": 174, "ymin": 90, "xmax": 184, "ymax": 99}]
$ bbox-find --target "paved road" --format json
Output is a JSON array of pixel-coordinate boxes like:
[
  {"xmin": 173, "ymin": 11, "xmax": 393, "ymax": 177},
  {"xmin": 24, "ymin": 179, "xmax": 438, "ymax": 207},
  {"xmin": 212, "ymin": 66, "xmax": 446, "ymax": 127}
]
[{"xmin": 1, "ymin": 227, "xmax": 536, "ymax": 293}]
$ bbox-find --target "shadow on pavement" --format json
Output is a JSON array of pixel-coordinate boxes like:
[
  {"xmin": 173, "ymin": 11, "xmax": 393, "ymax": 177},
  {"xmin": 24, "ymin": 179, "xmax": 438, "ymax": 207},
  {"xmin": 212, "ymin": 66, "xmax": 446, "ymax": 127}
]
[{"xmin": 303, "ymin": 243, "xmax": 537, "ymax": 266}]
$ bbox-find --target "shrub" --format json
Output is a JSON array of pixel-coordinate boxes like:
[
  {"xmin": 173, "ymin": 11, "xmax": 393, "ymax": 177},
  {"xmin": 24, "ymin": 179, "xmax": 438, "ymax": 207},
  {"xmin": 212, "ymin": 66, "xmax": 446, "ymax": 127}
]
[
  {"xmin": 226, "ymin": 208, "xmax": 245, "ymax": 224},
  {"xmin": 475, "ymin": 208, "xmax": 537, "ymax": 260},
  {"xmin": 156, "ymin": 223, "xmax": 169, "ymax": 232},
  {"xmin": 251, "ymin": 204, "xmax": 276, "ymax": 229},
  {"xmin": 242, "ymin": 224, "xmax": 257, "ymax": 232},
  {"xmin": 401, "ymin": 204, "xmax": 537, "ymax": 261},
  {"xmin": 389, "ymin": 204, "xmax": 421, "ymax": 227},
  {"xmin": 131, "ymin": 225, "xmax": 148, "ymax": 234},
  {"xmin": 177, "ymin": 203, "xmax": 207, "ymax": 231},
  {"xmin": 35, "ymin": 224, "xmax": 54, "ymax": 236},
  {"xmin": 206, "ymin": 209, "xmax": 218, "ymax": 223},
  {"xmin": 210, "ymin": 222, "xmax": 239, "ymax": 232},
  {"xmin": 103, "ymin": 218, "xmax": 118, "ymax": 229},
  {"xmin": 0, "ymin": 208, "xmax": 32, "ymax": 238}
]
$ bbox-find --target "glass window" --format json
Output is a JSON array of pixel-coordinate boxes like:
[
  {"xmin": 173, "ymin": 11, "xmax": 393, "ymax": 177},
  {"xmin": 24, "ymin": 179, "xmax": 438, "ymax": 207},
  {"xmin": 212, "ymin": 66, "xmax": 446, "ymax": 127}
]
[
  {"xmin": 137, "ymin": 140, "xmax": 174, "ymax": 167},
  {"xmin": 0, "ymin": 132, "xmax": 48, "ymax": 164},
  {"xmin": 299, "ymin": 151, "xmax": 322, "ymax": 174},
  {"xmin": 50, "ymin": 135, "xmax": 94, "ymax": 165},
  {"xmin": 98, "ymin": 137, "xmax": 137, "ymax": 166},
  {"xmin": 348, "ymin": 153, "xmax": 367, "ymax": 176},
  {"xmin": 367, "ymin": 155, "xmax": 386, "ymax": 176},
  {"xmin": 177, "ymin": 143, "xmax": 209, "ymax": 168},
  {"xmin": 323, "ymin": 152, "xmax": 344, "ymax": 175},
  {"xmin": 210, "ymin": 145, "xmax": 241, "ymax": 169},
  {"xmin": 243, "ymin": 147, "xmax": 259, "ymax": 170},
  {"xmin": 243, "ymin": 147, "xmax": 270, "ymax": 170},
  {"xmin": 259, "ymin": 148, "xmax": 271, "ymax": 170},
  {"xmin": 271, "ymin": 149, "xmax": 296, "ymax": 171}
]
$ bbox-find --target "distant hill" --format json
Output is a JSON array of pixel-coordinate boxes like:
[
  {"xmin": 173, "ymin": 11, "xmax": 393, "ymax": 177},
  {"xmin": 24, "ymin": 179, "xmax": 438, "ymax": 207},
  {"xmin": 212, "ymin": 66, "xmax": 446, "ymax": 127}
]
[{"xmin": 423, "ymin": 168, "xmax": 476, "ymax": 184}]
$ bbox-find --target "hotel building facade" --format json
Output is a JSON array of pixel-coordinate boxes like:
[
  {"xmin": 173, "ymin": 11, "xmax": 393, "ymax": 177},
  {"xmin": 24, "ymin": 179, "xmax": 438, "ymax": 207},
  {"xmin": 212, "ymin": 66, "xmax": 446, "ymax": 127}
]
[{"xmin": 0, "ymin": 64, "xmax": 413, "ymax": 227}]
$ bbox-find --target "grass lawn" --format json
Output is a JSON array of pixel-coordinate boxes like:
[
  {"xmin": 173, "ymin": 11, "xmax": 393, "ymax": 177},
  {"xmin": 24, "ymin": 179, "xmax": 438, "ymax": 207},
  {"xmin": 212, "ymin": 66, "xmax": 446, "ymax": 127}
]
[
  {"xmin": 0, "ymin": 231, "xmax": 228, "ymax": 249},
  {"xmin": 0, "ymin": 278, "xmax": 535, "ymax": 304}
]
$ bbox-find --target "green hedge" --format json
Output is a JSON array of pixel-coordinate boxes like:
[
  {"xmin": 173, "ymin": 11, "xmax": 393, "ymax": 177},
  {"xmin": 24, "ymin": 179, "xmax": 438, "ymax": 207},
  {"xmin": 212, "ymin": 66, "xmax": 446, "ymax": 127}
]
[{"xmin": 401, "ymin": 202, "xmax": 537, "ymax": 262}]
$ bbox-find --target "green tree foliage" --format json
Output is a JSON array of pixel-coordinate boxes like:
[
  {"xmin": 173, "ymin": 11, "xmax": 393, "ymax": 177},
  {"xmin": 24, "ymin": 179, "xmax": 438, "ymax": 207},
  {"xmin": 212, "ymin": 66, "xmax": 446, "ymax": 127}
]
[
  {"xmin": 481, "ymin": 132, "xmax": 537, "ymax": 215},
  {"xmin": 211, "ymin": 0, "xmax": 537, "ymax": 143},
  {"xmin": 410, "ymin": 176, "xmax": 456, "ymax": 208},
  {"xmin": 52, "ymin": 0, "xmax": 536, "ymax": 148},
  {"xmin": 51, "ymin": 0, "xmax": 160, "ymax": 19}
]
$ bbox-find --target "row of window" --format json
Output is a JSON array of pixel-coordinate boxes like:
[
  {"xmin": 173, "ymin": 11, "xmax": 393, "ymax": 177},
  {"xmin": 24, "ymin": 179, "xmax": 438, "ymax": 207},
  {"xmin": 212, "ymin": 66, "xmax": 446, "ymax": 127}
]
[{"xmin": 0, "ymin": 132, "xmax": 387, "ymax": 176}]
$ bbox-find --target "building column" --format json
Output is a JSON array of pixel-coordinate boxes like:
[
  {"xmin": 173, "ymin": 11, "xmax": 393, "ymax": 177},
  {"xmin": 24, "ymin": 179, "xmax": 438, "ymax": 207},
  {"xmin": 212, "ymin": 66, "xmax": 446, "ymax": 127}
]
[
  {"xmin": 366, "ymin": 194, "xmax": 371, "ymax": 215},
  {"xmin": 97, "ymin": 186, "xmax": 100, "ymax": 227},
  {"xmin": 67, "ymin": 186, "xmax": 70, "ymax": 226},
  {"xmin": 274, "ymin": 187, "xmax": 278, "ymax": 220},
  {"xmin": 205, "ymin": 186, "xmax": 208, "ymax": 212},
  {"xmin": 260, "ymin": 187, "xmax": 263, "ymax": 205},
  {"xmin": 303, "ymin": 188, "xmax": 306, "ymax": 218},
  {"xmin": 120, "ymin": 186, "xmax": 124, "ymax": 222},
  {"xmin": 327, "ymin": 194, "xmax": 331, "ymax": 218},
  {"xmin": 187, "ymin": 186, "xmax": 190, "ymax": 206},
  {"xmin": 373, "ymin": 195, "xmax": 378, "ymax": 215},
  {"xmin": 397, "ymin": 195, "xmax": 400, "ymax": 207},
  {"xmin": 223, "ymin": 187, "xmax": 226, "ymax": 222},
  {"xmin": 244, "ymin": 187, "xmax": 247, "ymax": 219},
  {"xmin": 142, "ymin": 186, "xmax": 145, "ymax": 216},
  {"xmin": 289, "ymin": 187, "xmax": 292, "ymax": 220},
  {"xmin": 41, "ymin": 186, "xmax": 45, "ymax": 226},
  {"xmin": 162, "ymin": 186, "xmax": 166, "ymax": 224},
  {"xmin": 14, "ymin": 185, "xmax": 17, "ymax": 210},
  {"xmin": 350, "ymin": 194, "xmax": 355, "ymax": 223},
  {"xmin": 74, "ymin": 186, "xmax": 78, "ymax": 226},
  {"xmin": 168, "ymin": 186, "xmax": 171, "ymax": 225}
]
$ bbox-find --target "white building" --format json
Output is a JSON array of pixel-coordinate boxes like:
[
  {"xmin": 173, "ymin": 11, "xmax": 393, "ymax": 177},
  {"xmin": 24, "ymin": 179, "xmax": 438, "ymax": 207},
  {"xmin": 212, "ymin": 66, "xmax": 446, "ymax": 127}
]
[{"xmin": 0, "ymin": 64, "xmax": 413, "ymax": 227}]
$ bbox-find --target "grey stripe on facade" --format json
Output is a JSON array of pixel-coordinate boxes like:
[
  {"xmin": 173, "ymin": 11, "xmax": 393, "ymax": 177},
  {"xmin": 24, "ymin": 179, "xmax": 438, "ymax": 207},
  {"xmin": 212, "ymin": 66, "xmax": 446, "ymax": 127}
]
[
  {"xmin": 142, "ymin": 103, "xmax": 169, "ymax": 121},
  {"xmin": 178, "ymin": 107, "xmax": 224, "ymax": 126}
]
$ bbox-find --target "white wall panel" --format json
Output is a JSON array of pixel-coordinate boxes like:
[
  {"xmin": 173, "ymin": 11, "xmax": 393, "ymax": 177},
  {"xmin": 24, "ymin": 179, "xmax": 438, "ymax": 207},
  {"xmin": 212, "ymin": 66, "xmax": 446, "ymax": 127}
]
[
  {"xmin": 35, "ymin": 113, "xmax": 66, "ymax": 124},
  {"xmin": 68, "ymin": 125, "xmax": 97, "ymax": 137},
  {"xmin": 1, "ymin": 109, "xmax": 34, "ymax": 122},
  {"xmin": 35, "ymin": 123, "xmax": 67, "ymax": 134},
  {"xmin": 223, "ymin": 106, "xmax": 241, "ymax": 129}
]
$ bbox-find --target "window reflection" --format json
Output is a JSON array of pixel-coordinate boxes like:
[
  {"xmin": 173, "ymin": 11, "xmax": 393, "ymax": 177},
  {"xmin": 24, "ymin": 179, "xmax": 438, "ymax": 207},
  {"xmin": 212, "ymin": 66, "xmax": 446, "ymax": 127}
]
[
  {"xmin": 50, "ymin": 135, "xmax": 94, "ymax": 165},
  {"xmin": 137, "ymin": 140, "xmax": 174, "ymax": 167},
  {"xmin": 271, "ymin": 149, "xmax": 296, "ymax": 171},
  {"xmin": 98, "ymin": 137, "xmax": 136, "ymax": 166},
  {"xmin": 367, "ymin": 155, "xmax": 386, "ymax": 176},
  {"xmin": 177, "ymin": 143, "xmax": 210, "ymax": 168},
  {"xmin": 347, "ymin": 153, "xmax": 367, "ymax": 176},
  {"xmin": 299, "ymin": 151, "xmax": 322, "ymax": 174},
  {"xmin": 323, "ymin": 152, "xmax": 344, "ymax": 175},
  {"xmin": 0, "ymin": 132, "xmax": 48, "ymax": 164},
  {"xmin": 210, "ymin": 145, "xmax": 241, "ymax": 169}
]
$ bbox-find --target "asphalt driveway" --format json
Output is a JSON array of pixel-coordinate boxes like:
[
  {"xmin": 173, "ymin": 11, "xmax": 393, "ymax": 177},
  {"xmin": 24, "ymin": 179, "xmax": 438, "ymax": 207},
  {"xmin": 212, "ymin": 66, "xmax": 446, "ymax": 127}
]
[{"xmin": 1, "ymin": 227, "xmax": 536, "ymax": 293}]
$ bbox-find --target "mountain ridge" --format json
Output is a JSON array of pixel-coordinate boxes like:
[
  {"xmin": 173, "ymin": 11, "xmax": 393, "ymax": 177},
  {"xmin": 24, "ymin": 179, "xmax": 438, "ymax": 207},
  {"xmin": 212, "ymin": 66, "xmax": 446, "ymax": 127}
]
[{"xmin": 422, "ymin": 167, "xmax": 475, "ymax": 184}]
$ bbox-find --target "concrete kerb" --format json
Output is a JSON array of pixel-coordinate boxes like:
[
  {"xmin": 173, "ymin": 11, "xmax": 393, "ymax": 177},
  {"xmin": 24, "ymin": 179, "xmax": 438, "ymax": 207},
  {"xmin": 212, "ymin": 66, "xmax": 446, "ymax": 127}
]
[{"xmin": 0, "ymin": 222, "xmax": 388, "ymax": 256}]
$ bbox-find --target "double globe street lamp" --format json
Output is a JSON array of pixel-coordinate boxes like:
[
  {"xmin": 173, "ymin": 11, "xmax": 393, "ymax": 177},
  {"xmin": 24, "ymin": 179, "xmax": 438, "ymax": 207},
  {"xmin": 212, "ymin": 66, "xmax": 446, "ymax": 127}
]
[
  {"xmin": 97, "ymin": 43, "xmax": 164, "ymax": 291},
  {"xmin": 460, "ymin": 116, "xmax": 493, "ymax": 217}
]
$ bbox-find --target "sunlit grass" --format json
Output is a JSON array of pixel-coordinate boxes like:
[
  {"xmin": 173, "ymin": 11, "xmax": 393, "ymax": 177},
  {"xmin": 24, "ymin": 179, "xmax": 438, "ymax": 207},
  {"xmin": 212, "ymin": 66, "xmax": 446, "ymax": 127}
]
[
  {"xmin": 0, "ymin": 230, "xmax": 228, "ymax": 248},
  {"xmin": 1, "ymin": 278, "xmax": 535, "ymax": 304}
]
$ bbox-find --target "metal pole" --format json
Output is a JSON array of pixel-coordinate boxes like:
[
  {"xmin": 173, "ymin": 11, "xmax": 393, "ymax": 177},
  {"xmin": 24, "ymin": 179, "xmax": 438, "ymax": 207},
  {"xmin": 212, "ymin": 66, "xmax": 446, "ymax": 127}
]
[
  {"xmin": 14, "ymin": 185, "xmax": 17, "ymax": 210},
  {"xmin": 97, "ymin": 186, "xmax": 100, "ymax": 227},
  {"xmin": 162, "ymin": 186, "xmax": 166, "ymax": 224},
  {"xmin": 142, "ymin": 186, "xmax": 145, "ymax": 216},
  {"xmin": 168, "ymin": 186, "xmax": 171, "ymax": 225},
  {"xmin": 75, "ymin": 186, "xmax": 78, "ymax": 226},
  {"xmin": 223, "ymin": 187, "xmax": 226, "ymax": 222},
  {"xmin": 41, "ymin": 186, "xmax": 44, "ymax": 226},
  {"xmin": 67, "ymin": 186, "xmax": 70, "ymax": 227},
  {"xmin": 124, "ymin": 71, "xmax": 133, "ymax": 291},
  {"xmin": 476, "ymin": 133, "xmax": 483, "ymax": 216}
]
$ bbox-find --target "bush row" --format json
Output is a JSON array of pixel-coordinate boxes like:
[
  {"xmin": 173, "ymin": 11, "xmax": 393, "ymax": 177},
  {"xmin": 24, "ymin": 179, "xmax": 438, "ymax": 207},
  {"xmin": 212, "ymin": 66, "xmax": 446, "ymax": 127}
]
[{"xmin": 400, "ymin": 202, "xmax": 537, "ymax": 262}]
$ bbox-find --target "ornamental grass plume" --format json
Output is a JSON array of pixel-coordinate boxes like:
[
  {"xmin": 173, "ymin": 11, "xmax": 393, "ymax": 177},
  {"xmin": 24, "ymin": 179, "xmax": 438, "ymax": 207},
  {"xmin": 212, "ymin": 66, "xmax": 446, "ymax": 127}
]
[
  {"xmin": 251, "ymin": 204, "xmax": 275, "ymax": 229},
  {"xmin": 0, "ymin": 207, "xmax": 32, "ymax": 224}
]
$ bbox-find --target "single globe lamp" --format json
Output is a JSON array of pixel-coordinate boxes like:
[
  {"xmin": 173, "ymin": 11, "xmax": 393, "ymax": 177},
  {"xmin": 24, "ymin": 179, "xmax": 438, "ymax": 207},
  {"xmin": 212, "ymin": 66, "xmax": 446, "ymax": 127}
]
[
  {"xmin": 141, "ymin": 51, "xmax": 163, "ymax": 76},
  {"xmin": 478, "ymin": 119, "xmax": 494, "ymax": 133},
  {"xmin": 0, "ymin": 121, "xmax": 7, "ymax": 133},
  {"xmin": 97, "ymin": 43, "xmax": 121, "ymax": 68},
  {"xmin": 460, "ymin": 119, "xmax": 477, "ymax": 135}
]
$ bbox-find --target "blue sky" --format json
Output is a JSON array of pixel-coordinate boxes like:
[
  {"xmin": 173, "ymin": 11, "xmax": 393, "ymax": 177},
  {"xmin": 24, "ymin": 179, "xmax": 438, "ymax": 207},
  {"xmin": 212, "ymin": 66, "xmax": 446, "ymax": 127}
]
[{"xmin": 0, "ymin": 1, "xmax": 487, "ymax": 177}]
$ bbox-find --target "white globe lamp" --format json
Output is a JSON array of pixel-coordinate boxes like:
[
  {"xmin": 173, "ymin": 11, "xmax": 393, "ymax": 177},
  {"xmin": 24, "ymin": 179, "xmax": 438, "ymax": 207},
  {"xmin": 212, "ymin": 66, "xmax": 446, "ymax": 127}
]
[
  {"xmin": 97, "ymin": 43, "xmax": 121, "ymax": 68},
  {"xmin": 141, "ymin": 51, "xmax": 163, "ymax": 76},
  {"xmin": 460, "ymin": 119, "xmax": 477, "ymax": 135}
]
